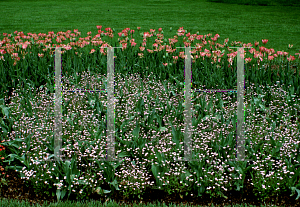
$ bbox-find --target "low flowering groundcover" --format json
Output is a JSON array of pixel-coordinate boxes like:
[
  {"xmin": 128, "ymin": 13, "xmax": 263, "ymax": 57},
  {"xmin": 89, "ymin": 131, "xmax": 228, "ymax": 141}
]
[{"xmin": 0, "ymin": 26, "xmax": 300, "ymax": 206}]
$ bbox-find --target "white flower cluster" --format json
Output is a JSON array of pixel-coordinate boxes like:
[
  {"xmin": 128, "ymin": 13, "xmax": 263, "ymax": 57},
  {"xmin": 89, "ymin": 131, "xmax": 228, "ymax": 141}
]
[{"xmin": 20, "ymin": 168, "xmax": 36, "ymax": 180}]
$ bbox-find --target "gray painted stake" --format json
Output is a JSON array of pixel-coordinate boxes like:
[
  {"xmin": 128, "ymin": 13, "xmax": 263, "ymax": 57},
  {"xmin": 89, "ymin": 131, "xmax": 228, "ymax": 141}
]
[
  {"xmin": 184, "ymin": 46, "xmax": 193, "ymax": 161},
  {"xmin": 176, "ymin": 46, "xmax": 196, "ymax": 161},
  {"xmin": 228, "ymin": 47, "xmax": 252, "ymax": 162},
  {"xmin": 107, "ymin": 47, "xmax": 115, "ymax": 161},
  {"xmin": 54, "ymin": 47, "xmax": 63, "ymax": 162}
]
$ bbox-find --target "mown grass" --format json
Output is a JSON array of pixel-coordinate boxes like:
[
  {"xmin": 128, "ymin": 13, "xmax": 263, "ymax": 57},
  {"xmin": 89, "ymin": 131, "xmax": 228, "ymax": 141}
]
[
  {"xmin": 0, "ymin": 0, "xmax": 299, "ymax": 55},
  {"xmin": 0, "ymin": 197, "xmax": 292, "ymax": 207}
]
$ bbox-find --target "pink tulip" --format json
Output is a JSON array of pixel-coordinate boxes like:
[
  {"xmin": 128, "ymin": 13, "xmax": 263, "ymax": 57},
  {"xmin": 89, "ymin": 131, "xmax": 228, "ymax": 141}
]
[
  {"xmin": 262, "ymin": 39, "xmax": 268, "ymax": 44},
  {"xmin": 268, "ymin": 55, "xmax": 274, "ymax": 61}
]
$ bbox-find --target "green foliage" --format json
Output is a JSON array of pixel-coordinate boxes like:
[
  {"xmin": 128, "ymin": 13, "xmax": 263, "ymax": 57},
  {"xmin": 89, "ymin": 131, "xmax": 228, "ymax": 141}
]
[
  {"xmin": 1, "ymin": 39, "xmax": 300, "ymax": 205},
  {"xmin": 0, "ymin": 98, "xmax": 17, "ymax": 142},
  {"xmin": 0, "ymin": 1, "xmax": 300, "ymax": 204}
]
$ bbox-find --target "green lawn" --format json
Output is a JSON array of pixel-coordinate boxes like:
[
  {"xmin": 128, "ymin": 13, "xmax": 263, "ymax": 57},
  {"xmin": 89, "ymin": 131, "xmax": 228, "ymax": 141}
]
[{"xmin": 0, "ymin": 0, "xmax": 299, "ymax": 56}]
